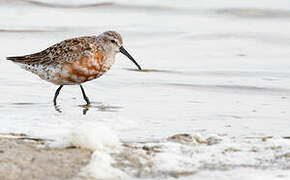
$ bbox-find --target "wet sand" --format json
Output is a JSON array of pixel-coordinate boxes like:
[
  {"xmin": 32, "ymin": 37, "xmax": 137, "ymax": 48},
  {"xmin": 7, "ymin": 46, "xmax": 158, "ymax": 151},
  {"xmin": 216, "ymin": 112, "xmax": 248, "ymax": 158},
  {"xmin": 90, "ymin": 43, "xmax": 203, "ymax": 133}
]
[
  {"xmin": 0, "ymin": 135, "xmax": 91, "ymax": 180},
  {"xmin": 1, "ymin": 0, "xmax": 290, "ymax": 179}
]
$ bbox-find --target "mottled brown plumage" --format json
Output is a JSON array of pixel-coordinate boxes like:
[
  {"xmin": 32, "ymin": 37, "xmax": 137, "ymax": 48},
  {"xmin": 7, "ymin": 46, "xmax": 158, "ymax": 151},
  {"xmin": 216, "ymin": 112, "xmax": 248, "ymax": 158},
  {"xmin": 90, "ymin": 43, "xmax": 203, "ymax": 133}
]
[
  {"xmin": 7, "ymin": 31, "xmax": 123, "ymax": 66},
  {"xmin": 6, "ymin": 31, "xmax": 141, "ymax": 105}
]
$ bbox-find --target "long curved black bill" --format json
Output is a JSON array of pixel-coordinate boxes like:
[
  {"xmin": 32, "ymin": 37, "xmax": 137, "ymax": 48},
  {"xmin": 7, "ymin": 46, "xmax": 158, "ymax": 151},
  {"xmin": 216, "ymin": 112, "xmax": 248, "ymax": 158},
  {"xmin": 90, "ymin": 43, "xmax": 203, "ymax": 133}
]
[{"xmin": 120, "ymin": 46, "xmax": 142, "ymax": 70}]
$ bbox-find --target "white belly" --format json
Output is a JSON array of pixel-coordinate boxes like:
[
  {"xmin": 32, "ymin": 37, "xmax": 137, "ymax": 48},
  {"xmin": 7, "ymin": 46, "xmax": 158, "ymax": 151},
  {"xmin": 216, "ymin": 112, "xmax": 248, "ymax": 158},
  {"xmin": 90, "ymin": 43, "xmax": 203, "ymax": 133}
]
[{"xmin": 18, "ymin": 63, "xmax": 71, "ymax": 85}]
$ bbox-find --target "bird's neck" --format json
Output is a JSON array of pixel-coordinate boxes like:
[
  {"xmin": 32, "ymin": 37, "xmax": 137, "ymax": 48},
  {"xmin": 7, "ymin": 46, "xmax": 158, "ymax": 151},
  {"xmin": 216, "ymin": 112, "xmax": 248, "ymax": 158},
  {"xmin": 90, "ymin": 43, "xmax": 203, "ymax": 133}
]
[{"xmin": 103, "ymin": 52, "xmax": 116, "ymax": 69}]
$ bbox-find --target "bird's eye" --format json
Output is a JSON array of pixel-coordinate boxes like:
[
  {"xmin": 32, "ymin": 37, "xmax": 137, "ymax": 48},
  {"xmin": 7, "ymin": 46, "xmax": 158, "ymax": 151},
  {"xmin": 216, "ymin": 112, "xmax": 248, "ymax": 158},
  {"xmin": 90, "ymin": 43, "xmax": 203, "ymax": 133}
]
[{"xmin": 111, "ymin": 39, "xmax": 116, "ymax": 44}]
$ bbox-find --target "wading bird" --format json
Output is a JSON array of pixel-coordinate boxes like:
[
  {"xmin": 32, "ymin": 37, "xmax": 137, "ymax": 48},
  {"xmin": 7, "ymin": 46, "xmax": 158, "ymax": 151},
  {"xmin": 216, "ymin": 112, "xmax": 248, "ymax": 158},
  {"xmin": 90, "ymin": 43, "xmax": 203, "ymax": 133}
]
[{"xmin": 7, "ymin": 31, "xmax": 142, "ymax": 105}]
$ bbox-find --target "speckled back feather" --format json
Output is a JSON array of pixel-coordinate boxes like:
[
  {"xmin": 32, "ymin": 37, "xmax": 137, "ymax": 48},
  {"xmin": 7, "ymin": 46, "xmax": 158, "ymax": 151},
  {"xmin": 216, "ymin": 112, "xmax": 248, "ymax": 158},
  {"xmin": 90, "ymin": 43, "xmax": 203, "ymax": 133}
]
[
  {"xmin": 6, "ymin": 31, "xmax": 123, "ymax": 66},
  {"xmin": 7, "ymin": 36, "xmax": 98, "ymax": 66}
]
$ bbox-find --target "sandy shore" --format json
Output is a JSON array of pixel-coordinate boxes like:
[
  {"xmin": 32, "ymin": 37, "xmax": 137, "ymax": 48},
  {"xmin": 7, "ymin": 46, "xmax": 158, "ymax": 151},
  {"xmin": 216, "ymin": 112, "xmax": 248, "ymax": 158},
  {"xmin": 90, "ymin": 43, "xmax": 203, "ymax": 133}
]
[{"xmin": 0, "ymin": 135, "xmax": 91, "ymax": 180}]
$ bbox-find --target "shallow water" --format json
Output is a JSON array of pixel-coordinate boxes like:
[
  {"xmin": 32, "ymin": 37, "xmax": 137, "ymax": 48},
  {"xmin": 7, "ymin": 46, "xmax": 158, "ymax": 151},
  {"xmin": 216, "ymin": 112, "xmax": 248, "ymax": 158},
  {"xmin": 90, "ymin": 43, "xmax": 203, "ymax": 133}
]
[{"xmin": 0, "ymin": 0, "xmax": 290, "ymax": 179}]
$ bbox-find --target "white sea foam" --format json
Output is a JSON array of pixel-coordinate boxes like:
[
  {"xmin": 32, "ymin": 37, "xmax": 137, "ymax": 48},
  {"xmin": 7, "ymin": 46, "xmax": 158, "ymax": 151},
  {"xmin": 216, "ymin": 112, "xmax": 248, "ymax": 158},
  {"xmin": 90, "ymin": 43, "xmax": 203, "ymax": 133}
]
[
  {"xmin": 78, "ymin": 151, "xmax": 127, "ymax": 180},
  {"xmin": 56, "ymin": 124, "xmax": 290, "ymax": 180},
  {"xmin": 117, "ymin": 134, "xmax": 290, "ymax": 179},
  {"xmin": 68, "ymin": 121, "xmax": 126, "ymax": 180},
  {"xmin": 70, "ymin": 121, "xmax": 120, "ymax": 152},
  {"xmin": 1, "ymin": 0, "xmax": 290, "ymax": 179}
]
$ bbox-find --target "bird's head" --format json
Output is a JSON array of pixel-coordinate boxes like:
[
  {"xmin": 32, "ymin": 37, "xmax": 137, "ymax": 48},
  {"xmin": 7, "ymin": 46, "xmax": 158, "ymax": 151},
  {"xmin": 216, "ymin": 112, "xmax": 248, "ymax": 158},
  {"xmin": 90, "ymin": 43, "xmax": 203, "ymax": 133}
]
[{"xmin": 100, "ymin": 31, "xmax": 142, "ymax": 70}]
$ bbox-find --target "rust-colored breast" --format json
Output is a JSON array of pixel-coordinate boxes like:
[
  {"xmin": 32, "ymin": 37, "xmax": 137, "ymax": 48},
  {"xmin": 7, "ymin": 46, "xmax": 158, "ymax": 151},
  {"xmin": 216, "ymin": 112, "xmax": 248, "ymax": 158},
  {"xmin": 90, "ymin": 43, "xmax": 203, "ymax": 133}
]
[{"xmin": 61, "ymin": 51, "xmax": 107, "ymax": 84}]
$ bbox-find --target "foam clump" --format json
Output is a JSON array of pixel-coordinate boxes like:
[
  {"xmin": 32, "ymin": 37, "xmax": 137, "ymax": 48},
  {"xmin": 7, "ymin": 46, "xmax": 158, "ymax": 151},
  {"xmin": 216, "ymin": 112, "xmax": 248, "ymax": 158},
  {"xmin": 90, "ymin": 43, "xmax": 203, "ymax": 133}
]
[
  {"xmin": 69, "ymin": 121, "xmax": 127, "ymax": 180},
  {"xmin": 78, "ymin": 151, "xmax": 127, "ymax": 180},
  {"xmin": 70, "ymin": 121, "xmax": 121, "ymax": 152}
]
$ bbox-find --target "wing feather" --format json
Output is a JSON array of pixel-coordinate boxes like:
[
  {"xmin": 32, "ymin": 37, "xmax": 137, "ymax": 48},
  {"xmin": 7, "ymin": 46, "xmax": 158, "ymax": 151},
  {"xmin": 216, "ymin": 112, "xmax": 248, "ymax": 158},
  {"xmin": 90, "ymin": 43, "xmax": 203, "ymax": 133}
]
[{"xmin": 6, "ymin": 36, "xmax": 98, "ymax": 66}]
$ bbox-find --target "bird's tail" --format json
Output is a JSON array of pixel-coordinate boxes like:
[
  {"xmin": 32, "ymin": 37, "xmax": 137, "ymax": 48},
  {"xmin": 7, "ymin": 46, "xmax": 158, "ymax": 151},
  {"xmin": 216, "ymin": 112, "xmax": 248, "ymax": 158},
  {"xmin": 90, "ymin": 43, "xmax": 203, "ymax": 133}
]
[{"xmin": 6, "ymin": 56, "xmax": 28, "ymax": 63}]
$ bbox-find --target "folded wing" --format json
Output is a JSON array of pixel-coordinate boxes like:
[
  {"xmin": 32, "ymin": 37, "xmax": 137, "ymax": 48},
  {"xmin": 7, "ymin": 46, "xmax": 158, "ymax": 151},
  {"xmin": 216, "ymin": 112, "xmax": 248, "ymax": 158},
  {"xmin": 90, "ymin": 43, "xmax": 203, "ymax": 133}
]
[{"xmin": 6, "ymin": 36, "xmax": 97, "ymax": 66}]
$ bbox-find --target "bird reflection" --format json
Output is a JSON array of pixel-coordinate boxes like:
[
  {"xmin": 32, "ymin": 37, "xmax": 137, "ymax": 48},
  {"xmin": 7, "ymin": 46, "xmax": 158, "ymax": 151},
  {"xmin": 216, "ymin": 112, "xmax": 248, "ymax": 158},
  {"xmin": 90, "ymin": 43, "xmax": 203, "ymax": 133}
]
[
  {"xmin": 54, "ymin": 105, "xmax": 62, "ymax": 113},
  {"xmin": 54, "ymin": 102, "xmax": 122, "ymax": 115},
  {"xmin": 79, "ymin": 104, "xmax": 91, "ymax": 115}
]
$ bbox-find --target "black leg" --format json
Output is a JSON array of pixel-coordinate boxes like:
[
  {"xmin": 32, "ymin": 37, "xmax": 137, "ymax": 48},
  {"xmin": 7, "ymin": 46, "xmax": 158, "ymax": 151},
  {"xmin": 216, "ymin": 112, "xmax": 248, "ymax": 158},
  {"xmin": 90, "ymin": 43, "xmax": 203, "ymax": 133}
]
[
  {"xmin": 53, "ymin": 85, "xmax": 63, "ymax": 105},
  {"xmin": 80, "ymin": 85, "xmax": 90, "ymax": 105}
]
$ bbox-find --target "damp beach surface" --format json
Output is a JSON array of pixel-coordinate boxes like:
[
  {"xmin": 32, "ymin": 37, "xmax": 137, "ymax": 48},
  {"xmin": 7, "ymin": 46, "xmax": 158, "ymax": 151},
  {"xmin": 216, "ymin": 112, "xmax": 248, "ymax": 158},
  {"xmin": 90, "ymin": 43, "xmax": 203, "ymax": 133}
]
[{"xmin": 0, "ymin": 0, "xmax": 290, "ymax": 179}]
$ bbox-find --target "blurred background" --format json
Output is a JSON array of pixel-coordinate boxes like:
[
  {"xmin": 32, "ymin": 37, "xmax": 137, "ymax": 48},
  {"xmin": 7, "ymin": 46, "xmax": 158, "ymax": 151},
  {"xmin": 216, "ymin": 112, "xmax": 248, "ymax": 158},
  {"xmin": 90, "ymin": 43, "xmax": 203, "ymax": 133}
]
[{"xmin": 0, "ymin": 0, "xmax": 290, "ymax": 179}]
